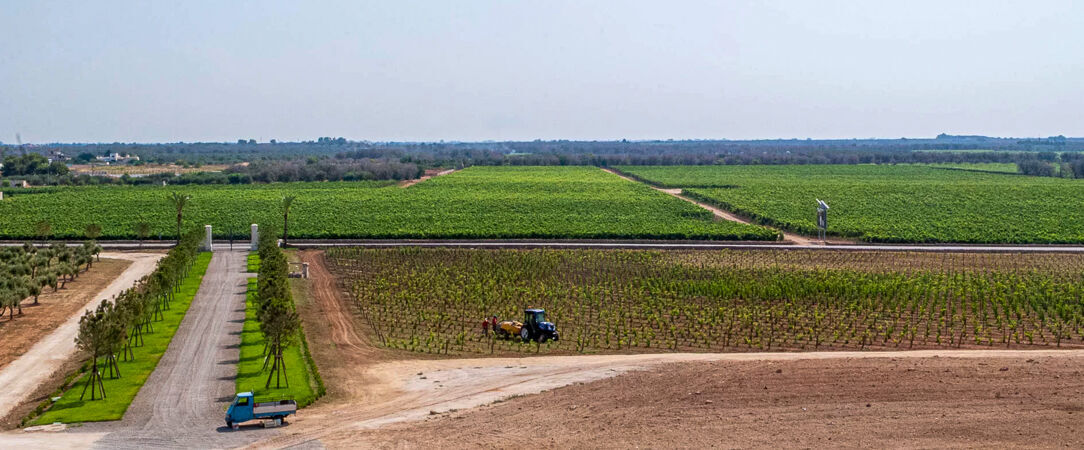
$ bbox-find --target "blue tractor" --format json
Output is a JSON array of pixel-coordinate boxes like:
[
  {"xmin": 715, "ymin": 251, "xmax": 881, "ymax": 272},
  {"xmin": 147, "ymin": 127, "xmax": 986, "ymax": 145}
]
[
  {"xmin": 519, "ymin": 308, "xmax": 559, "ymax": 343},
  {"xmin": 496, "ymin": 308, "xmax": 560, "ymax": 343}
]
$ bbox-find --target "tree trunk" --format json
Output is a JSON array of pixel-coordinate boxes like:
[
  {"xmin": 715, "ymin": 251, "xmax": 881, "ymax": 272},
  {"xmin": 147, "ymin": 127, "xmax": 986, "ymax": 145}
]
[{"xmin": 283, "ymin": 213, "xmax": 289, "ymax": 245}]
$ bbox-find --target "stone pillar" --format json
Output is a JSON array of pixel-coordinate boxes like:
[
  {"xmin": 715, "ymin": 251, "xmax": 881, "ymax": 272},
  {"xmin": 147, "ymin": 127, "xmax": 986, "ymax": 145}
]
[
  {"xmin": 302, "ymin": 262, "xmax": 309, "ymax": 279},
  {"xmin": 250, "ymin": 224, "xmax": 259, "ymax": 251},
  {"xmin": 203, "ymin": 225, "xmax": 213, "ymax": 252}
]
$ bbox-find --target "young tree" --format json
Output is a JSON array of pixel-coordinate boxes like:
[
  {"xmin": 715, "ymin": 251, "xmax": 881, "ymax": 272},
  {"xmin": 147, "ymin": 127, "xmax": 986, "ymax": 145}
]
[
  {"xmin": 134, "ymin": 220, "xmax": 151, "ymax": 249},
  {"xmin": 84, "ymin": 223, "xmax": 102, "ymax": 240},
  {"xmin": 7, "ymin": 276, "xmax": 29, "ymax": 318},
  {"xmin": 26, "ymin": 281, "xmax": 41, "ymax": 305},
  {"xmin": 34, "ymin": 220, "xmax": 51, "ymax": 244},
  {"xmin": 281, "ymin": 195, "xmax": 296, "ymax": 245},
  {"xmin": 167, "ymin": 192, "xmax": 191, "ymax": 244},
  {"xmin": 76, "ymin": 301, "xmax": 114, "ymax": 400},
  {"xmin": 260, "ymin": 299, "xmax": 300, "ymax": 389}
]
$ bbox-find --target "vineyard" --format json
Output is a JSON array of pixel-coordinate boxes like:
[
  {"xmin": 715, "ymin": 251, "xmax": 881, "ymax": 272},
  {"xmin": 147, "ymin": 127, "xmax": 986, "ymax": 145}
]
[
  {"xmin": 0, "ymin": 166, "xmax": 776, "ymax": 241},
  {"xmin": 616, "ymin": 164, "xmax": 1084, "ymax": 243},
  {"xmin": 327, "ymin": 248, "xmax": 1084, "ymax": 356}
]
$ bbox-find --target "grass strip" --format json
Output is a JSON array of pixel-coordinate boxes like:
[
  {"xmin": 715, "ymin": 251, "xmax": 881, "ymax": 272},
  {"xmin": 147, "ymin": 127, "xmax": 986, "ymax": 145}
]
[
  {"xmin": 34, "ymin": 252, "xmax": 213, "ymax": 424},
  {"xmin": 246, "ymin": 252, "xmax": 260, "ymax": 273},
  {"xmin": 236, "ymin": 278, "xmax": 319, "ymax": 407}
]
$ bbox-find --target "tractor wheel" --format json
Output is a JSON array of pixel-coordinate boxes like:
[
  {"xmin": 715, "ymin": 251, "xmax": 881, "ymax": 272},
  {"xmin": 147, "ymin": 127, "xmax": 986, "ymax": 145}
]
[
  {"xmin": 226, "ymin": 420, "xmax": 233, "ymax": 429},
  {"xmin": 520, "ymin": 327, "xmax": 530, "ymax": 341}
]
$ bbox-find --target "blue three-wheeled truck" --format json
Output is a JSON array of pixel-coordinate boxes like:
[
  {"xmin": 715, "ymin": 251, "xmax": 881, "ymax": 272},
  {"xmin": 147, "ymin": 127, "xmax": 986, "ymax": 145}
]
[{"xmin": 226, "ymin": 392, "xmax": 297, "ymax": 429}]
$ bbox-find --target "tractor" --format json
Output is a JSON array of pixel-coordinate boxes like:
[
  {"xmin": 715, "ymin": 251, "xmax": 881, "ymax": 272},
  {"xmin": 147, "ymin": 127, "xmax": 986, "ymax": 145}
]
[{"xmin": 497, "ymin": 308, "xmax": 559, "ymax": 343}]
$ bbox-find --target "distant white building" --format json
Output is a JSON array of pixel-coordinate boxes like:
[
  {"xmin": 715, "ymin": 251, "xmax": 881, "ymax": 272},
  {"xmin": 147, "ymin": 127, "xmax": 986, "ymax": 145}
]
[
  {"xmin": 47, "ymin": 150, "xmax": 70, "ymax": 163},
  {"xmin": 96, "ymin": 153, "xmax": 140, "ymax": 164}
]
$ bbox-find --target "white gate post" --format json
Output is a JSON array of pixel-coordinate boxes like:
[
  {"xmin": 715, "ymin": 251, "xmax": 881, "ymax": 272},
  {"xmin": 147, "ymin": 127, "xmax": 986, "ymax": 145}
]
[
  {"xmin": 203, "ymin": 225, "xmax": 213, "ymax": 251},
  {"xmin": 250, "ymin": 224, "xmax": 259, "ymax": 251}
]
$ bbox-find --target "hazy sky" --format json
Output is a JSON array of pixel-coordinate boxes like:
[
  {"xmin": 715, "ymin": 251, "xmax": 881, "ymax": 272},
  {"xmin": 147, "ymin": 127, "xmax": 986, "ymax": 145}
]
[{"xmin": 2, "ymin": 1, "xmax": 1082, "ymax": 143}]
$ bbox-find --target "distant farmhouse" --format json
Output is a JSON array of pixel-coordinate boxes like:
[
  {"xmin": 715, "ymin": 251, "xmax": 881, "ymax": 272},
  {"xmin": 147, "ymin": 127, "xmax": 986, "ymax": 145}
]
[
  {"xmin": 96, "ymin": 152, "xmax": 140, "ymax": 164},
  {"xmin": 47, "ymin": 150, "xmax": 70, "ymax": 163}
]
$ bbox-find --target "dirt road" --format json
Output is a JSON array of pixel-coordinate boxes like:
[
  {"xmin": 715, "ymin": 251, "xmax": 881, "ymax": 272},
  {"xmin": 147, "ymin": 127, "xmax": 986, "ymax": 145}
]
[
  {"xmin": 253, "ymin": 347, "xmax": 1084, "ymax": 448},
  {"xmin": 602, "ymin": 167, "xmax": 818, "ymax": 244},
  {"xmin": 86, "ymin": 249, "xmax": 260, "ymax": 449},
  {"xmin": 295, "ymin": 250, "xmax": 387, "ymax": 403},
  {"xmin": 359, "ymin": 354, "xmax": 1084, "ymax": 448},
  {"xmin": 0, "ymin": 253, "xmax": 162, "ymax": 421},
  {"xmin": 399, "ymin": 168, "xmax": 458, "ymax": 188}
]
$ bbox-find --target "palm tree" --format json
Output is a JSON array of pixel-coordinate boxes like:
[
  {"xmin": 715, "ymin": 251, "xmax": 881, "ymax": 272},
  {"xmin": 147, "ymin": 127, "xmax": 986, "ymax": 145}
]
[
  {"xmin": 281, "ymin": 195, "xmax": 296, "ymax": 245},
  {"xmin": 166, "ymin": 193, "xmax": 190, "ymax": 245}
]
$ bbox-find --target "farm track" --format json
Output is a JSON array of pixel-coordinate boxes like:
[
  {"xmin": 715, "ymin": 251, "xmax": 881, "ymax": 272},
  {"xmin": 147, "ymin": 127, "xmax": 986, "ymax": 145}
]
[
  {"xmin": 252, "ymin": 349, "xmax": 1084, "ymax": 449},
  {"xmin": 298, "ymin": 251, "xmax": 369, "ymax": 355},
  {"xmin": 0, "ymin": 253, "xmax": 163, "ymax": 421},
  {"xmin": 602, "ymin": 167, "xmax": 822, "ymax": 245},
  {"xmin": 398, "ymin": 168, "xmax": 458, "ymax": 188},
  {"xmin": 32, "ymin": 240, "xmax": 1084, "ymax": 253},
  {"xmin": 354, "ymin": 353, "xmax": 1084, "ymax": 448}
]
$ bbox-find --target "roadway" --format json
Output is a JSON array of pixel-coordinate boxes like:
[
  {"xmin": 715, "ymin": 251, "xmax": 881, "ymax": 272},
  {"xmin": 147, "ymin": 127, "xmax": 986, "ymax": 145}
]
[{"xmin": 6, "ymin": 240, "xmax": 1084, "ymax": 253}]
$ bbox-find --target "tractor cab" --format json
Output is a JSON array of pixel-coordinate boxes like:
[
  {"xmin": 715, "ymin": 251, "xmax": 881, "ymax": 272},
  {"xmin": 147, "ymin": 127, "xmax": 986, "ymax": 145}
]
[
  {"xmin": 520, "ymin": 308, "xmax": 559, "ymax": 342},
  {"xmin": 524, "ymin": 308, "xmax": 547, "ymax": 327}
]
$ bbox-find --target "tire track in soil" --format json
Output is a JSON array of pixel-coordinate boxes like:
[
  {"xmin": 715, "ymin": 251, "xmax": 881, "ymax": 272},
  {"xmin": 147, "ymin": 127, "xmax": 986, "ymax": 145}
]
[
  {"xmin": 82, "ymin": 249, "xmax": 264, "ymax": 449},
  {"xmin": 299, "ymin": 251, "xmax": 367, "ymax": 354}
]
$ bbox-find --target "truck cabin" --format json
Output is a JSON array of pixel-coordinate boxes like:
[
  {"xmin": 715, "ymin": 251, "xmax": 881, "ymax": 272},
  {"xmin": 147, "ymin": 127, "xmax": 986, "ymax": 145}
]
[
  {"xmin": 228, "ymin": 392, "xmax": 254, "ymax": 415},
  {"xmin": 232, "ymin": 392, "xmax": 253, "ymax": 406},
  {"xmin": 524, "ymin": 308, "xmax": 546, "ymax": 326}
]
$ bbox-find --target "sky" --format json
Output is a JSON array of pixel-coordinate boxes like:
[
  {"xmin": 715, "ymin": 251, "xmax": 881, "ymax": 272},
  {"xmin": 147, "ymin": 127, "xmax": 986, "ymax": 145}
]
[{"xmin": 1, "ymin": 0, "xmax": 1083, "ymax": 143}]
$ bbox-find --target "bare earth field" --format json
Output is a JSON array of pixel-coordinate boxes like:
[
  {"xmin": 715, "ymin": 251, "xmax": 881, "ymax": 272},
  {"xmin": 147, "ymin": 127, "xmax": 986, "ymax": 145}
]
[{"xmin": 333, "ymin": 355, "xmax": 1084, "ymax": 449}]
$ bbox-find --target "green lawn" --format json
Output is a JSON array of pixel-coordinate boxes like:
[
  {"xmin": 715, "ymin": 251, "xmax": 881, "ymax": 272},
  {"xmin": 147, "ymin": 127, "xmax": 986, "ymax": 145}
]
[
  {"xmin": 35, "ymin": 252, "xmax": 212, "ymax": 424},
  {"xmin": 236, "ymin": 279, "xmax": 319, "ymax": 407},
  {"xmin": 246, "ymin": 252, "xmax": 260, "ymax": 273}
]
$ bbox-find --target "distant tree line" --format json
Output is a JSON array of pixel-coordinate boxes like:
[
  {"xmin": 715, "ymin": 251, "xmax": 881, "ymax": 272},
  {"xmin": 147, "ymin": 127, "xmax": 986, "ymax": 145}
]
[
  {"xmin": 6, "ymin": 136, "xmax": 1084, "ymax": 186},
  {"xmin": 1017, "ymin": 152, "xmax": 1084, "ymax": 179},
  {"xmin": 9, "ymin": 135, "xmax": 1084, "ymax": 166},
  {"xmin": 2, "ymin": 154, "xmax": 70, "ymax": 176},
  {"xmin": 2, "ymin": 157, "xmax": 421, "ymax": 187}
]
